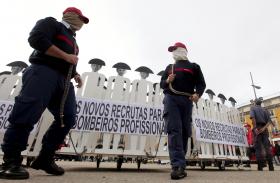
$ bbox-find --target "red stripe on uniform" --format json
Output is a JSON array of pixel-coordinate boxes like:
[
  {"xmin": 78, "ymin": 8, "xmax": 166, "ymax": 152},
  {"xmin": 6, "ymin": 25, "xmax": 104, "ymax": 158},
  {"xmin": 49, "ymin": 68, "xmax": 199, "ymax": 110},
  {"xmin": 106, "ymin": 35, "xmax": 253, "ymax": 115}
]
[
  {"xmin": 174, "ymin": 68, "xmax": 194, "ymax": 74},
  {"xmin": 56, "ymin": 35, "xmax": 74, "ymax": 48}
]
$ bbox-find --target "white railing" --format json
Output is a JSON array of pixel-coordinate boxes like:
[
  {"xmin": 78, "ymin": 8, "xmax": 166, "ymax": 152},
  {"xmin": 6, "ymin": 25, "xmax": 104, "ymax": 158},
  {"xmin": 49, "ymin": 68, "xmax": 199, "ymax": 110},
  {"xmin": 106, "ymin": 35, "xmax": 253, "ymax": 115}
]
[{"xmin": 0, "ymin": 72, "xmax": 248, "ymax": 163}]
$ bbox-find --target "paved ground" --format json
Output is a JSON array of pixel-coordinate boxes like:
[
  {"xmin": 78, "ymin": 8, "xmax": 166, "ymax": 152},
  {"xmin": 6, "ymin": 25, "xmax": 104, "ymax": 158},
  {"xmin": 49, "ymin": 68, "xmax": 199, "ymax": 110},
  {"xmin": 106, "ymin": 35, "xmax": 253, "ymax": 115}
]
[{"xmin": 1, "ymin": 160, "xmax": 280, "ymax": 183}]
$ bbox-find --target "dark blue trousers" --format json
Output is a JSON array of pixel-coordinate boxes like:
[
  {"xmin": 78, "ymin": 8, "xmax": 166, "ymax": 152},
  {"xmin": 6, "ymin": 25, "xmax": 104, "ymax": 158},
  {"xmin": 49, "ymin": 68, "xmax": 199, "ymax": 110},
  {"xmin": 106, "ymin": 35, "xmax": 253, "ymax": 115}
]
[
  {"xmin": 1, "ymin": 64, "xmax": 76, "ymax": 155},
  {"xmin": 163, "ymin": 94, "xmax": 193, "ymax": 168},
  {"xmin": 254, "ymin": 130, "xmax": 273, "ymax": 161}
]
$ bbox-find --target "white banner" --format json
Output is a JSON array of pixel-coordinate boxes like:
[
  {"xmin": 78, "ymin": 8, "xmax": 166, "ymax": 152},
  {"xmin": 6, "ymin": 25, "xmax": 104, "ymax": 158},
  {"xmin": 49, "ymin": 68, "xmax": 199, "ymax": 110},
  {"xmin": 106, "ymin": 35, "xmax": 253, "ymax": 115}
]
[
  {"xmin": 0, "ymin": 100, "xmax": 39, "ymax": 134},
  {"xmin": 0, "ymin": 100, "xmax": 14, "ymax": 132},
  {"xmin": 73, "ymin": 97, "xmax": 165, "ymax": 136},
  {"xmin": 0, "ymin": 99, "xmax": 165, "ymax": 136},
  {"xmin": 193, "ymin": 115, "xmax": 248, "ymax": 147}
]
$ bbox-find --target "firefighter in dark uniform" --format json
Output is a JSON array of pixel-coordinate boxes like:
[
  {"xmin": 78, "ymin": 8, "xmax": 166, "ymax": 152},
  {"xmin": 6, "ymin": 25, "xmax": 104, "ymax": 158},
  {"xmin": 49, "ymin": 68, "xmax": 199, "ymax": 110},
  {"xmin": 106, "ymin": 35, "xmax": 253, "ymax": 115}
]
[
  {"xmin": 250, "ymin": 98, "xmax": 275, "ymax": 171},
  {"xmin": 0, "ymin": 7, "xmax": 89, "ymax": 179},
  {"xmin": 160, "ymin": 42, "xmax": 206, "ymax": 180}
]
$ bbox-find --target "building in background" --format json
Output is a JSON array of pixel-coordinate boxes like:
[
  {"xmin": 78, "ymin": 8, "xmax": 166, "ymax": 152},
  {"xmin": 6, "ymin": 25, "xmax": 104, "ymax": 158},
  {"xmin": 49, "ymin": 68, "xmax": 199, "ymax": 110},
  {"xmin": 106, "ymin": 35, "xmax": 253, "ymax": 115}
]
[{"xmin": 238, "ymin": 93, "xmax": 280, "ymax": 140}]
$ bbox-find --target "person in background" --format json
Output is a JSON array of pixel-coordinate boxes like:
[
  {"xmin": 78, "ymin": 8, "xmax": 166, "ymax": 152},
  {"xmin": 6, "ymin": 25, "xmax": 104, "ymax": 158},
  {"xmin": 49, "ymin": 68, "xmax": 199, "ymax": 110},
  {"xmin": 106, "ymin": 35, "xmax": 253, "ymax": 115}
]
[
  {"xmin": 250, "ymin": 97, "xmax": 275, "ymax": 171},
  {"xmin": 274, "ymin": 140, "xmax": 280, "ymax": 165},
  {"xmin": 0, "ymin": 7, "xmax": 89, "ymax": 179},
  {"xmin": 160, "ymin": 42, "xmax": 206, "ymax": 180},
  {"xmin": 244, "ymin": 123, "xmax": 253, "ymax": 167}
]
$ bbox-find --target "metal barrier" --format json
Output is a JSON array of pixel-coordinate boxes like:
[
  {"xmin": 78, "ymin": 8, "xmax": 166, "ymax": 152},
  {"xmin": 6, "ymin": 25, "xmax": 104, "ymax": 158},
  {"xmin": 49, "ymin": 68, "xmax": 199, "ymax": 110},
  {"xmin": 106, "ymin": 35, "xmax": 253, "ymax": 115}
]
[{"xmin": 0, "ymin": 72, "xmax": 248, "ymax": 169}]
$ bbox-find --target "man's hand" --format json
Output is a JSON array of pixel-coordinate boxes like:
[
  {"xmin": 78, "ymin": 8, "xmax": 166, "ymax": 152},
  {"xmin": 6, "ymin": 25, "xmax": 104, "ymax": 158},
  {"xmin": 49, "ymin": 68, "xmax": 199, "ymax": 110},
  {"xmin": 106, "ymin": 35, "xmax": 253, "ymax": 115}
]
[
  {"xmin": 65, "ymin": 54, "xmax": 79, "ymax": 65},
  {"xmin": 74, "ymin": 74, "xmax": 83, "ymax": 88},
  {"xmin": 254, "ymin": 128, "xmax": 260, "ymax": 135},
  {"xmin": 189, "ymin": 93, "xmax": 200, "ymax": 103},
  {"xmin": 166, "ymin": 74, "xmax": 176, "ymax": 84},
  {"xmin": 256, "ymin": 122, "xmax": 274, "ymax": 135},
  {"xmin": 45, "ymin": 45, "xmax": 79, "ymax": 65}
]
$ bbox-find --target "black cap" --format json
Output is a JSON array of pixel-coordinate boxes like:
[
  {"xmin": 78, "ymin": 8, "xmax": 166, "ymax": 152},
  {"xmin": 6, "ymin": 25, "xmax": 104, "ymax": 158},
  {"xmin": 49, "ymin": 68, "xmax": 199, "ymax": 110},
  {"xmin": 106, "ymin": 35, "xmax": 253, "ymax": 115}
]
[
  {"xmin": 6, "ymin": 61, "xmax": 28, "ymax": 68},
  {"xmin": 205, "ymin": 89, "xmax": 215, "ymax": 96},
  {"xmin": 157, "ymin": 70, "xmax": 164, "ymax": 76},
  {"xmin": 217, "ymin": 93, "xmax": 227, "ymax": 100},
  {"xmin": 135, "ymin": 66, "xmax": 154, "ymax": 74},
  {"xmin": 228, "ymin": 97, "xmax": 237, "ymax": 103},
  {"xmin": 112, "ymin": 62, "xmax": 131, "ymax": 70},
  {"xmin": 88, "ymin": 58, "xmax": 106, "ymax": 66}
]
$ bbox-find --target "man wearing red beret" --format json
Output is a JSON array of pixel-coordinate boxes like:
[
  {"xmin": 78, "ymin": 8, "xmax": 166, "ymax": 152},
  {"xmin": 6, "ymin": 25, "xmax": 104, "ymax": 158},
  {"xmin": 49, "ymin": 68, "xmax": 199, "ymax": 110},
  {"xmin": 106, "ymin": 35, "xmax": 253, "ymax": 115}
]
[
  {"xmin": 160, "ymin": 42, "xmax": 206, "ymax": 180},
  {"xmin": 0, "ymin": 7, "xmax": 89, "ymax": 179}
]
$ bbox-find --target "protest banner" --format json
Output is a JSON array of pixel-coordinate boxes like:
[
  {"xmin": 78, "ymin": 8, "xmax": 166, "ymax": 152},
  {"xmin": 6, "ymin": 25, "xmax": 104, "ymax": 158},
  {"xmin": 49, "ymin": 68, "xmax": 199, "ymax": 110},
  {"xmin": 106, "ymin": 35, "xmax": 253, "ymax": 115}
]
[
  {"xmin": 0, "ymin": 100, "xmax": 40, "ymax": 133},
  {"xmin": 193, "ymin": 115, "xmax": 248, "ymax": 146},
  {"xmin": 1, "ymin": 98, "xmax": 165, "ymax": 136},
  {"xmin": 0, "ymin": 100, "xmax": 14, "ymax": 132},
  {"xmin": 73, "ymin": 97, "xmax": 165, "ymax": 136}
]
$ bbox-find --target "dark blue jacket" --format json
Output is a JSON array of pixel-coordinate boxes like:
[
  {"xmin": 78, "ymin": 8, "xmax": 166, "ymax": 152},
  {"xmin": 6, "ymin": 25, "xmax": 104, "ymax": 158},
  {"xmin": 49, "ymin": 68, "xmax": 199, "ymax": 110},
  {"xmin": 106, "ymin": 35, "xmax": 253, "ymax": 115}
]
[
  {"xmin": 160, "ymin": 60, "xmax": 206, "ymax": 97},
  {"xmin": 28, "ymin": 17, "xmax": 78, "ymax": 77}
]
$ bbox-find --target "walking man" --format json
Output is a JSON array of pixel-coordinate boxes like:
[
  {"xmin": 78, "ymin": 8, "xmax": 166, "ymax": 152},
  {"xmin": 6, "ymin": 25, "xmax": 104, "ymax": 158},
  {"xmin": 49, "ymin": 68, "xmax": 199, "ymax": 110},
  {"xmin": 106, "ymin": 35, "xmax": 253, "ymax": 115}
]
[
  {"xmin": 250, "ymin": 98, "xmax": 275, "ymax": 171},
  {"xmin": 160, "ymin": 42, "xmax": 206, "ymax": 180},
  {"xmin": 0, "ymin": 7, "xmax": 89, "ymax": 179}
]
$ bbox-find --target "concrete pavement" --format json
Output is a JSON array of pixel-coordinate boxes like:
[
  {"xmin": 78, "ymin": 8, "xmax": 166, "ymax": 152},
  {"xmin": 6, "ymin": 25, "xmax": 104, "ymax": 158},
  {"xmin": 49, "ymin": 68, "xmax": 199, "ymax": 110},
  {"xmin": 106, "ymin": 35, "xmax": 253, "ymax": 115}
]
[{"xmin": 1, "ymin": 161, "xmax": 280, "ymax": 183}]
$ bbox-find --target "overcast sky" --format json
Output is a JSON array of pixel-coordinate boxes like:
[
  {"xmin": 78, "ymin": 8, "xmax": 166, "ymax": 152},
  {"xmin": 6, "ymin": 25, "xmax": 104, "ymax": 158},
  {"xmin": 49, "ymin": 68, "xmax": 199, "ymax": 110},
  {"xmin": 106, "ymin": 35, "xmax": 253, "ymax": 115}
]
[{"xmin": 1, "ymin": 0, "xmax": 279, "ymax": 106}]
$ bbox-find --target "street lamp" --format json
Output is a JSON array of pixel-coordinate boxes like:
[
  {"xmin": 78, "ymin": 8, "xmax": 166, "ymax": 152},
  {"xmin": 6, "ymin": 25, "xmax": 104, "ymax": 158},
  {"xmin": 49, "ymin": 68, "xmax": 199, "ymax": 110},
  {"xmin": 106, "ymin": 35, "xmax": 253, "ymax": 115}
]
[{"xmin": 250, "ymin": 72, "xmax": 261, "ymax": 99}]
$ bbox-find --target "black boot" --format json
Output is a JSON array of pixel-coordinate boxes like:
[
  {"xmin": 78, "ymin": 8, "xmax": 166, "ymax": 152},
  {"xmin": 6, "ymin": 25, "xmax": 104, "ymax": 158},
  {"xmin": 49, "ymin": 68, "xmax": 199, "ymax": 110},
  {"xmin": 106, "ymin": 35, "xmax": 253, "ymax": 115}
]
[
  {"xmin": 170, "ymin": 167, "xmax": 187, "ymax": 180},
  {"xmin": 31, "ymin": 150, "xmax": 64, "ymax": 175},
  {"xmin": 0, "ymin": 155, "xmax": 29, "ymax": 179},
  {"xmin": 268, "ymin": 159, "xmax": 274, "ymax": 171},
  {"xmin": 257, "ymin": 160, "xmax": 263, "ymax": 171}
]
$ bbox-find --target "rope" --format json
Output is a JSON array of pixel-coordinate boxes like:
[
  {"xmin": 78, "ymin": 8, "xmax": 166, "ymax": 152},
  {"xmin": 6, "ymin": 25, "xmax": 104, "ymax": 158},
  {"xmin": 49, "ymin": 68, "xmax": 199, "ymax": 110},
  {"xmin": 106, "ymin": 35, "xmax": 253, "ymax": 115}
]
[
  {"xmin": 168, "ymin": 64, "xmax": 192, "ymax": 97},
  {"xmin": 256, "ymin": 122, "xmax": 273, "ymax": 135},
  {"xmin": 168, "ymin": 64, "xmax": 198, "ymax": 109},
  {"xmin": 60, "ymin": 43, "xmax": 78, "ymax": 127},
  {"xmin": 169, "ymin": 83, "xmax": 192, "ymax": 97},
  {"xmin": 144, "ymin": 122, "xmax": 165, "ymax": 160},
  {"xmin": 59, "ymin": 65, "xmax": 73, "ymax": 127},
  {"xmin": 68, "ymin": 131, "xmax": 87, "ymax": 156},
  {"xmin": 59, "ymin": 45, "xmax": 87, "ymax": 157}
]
